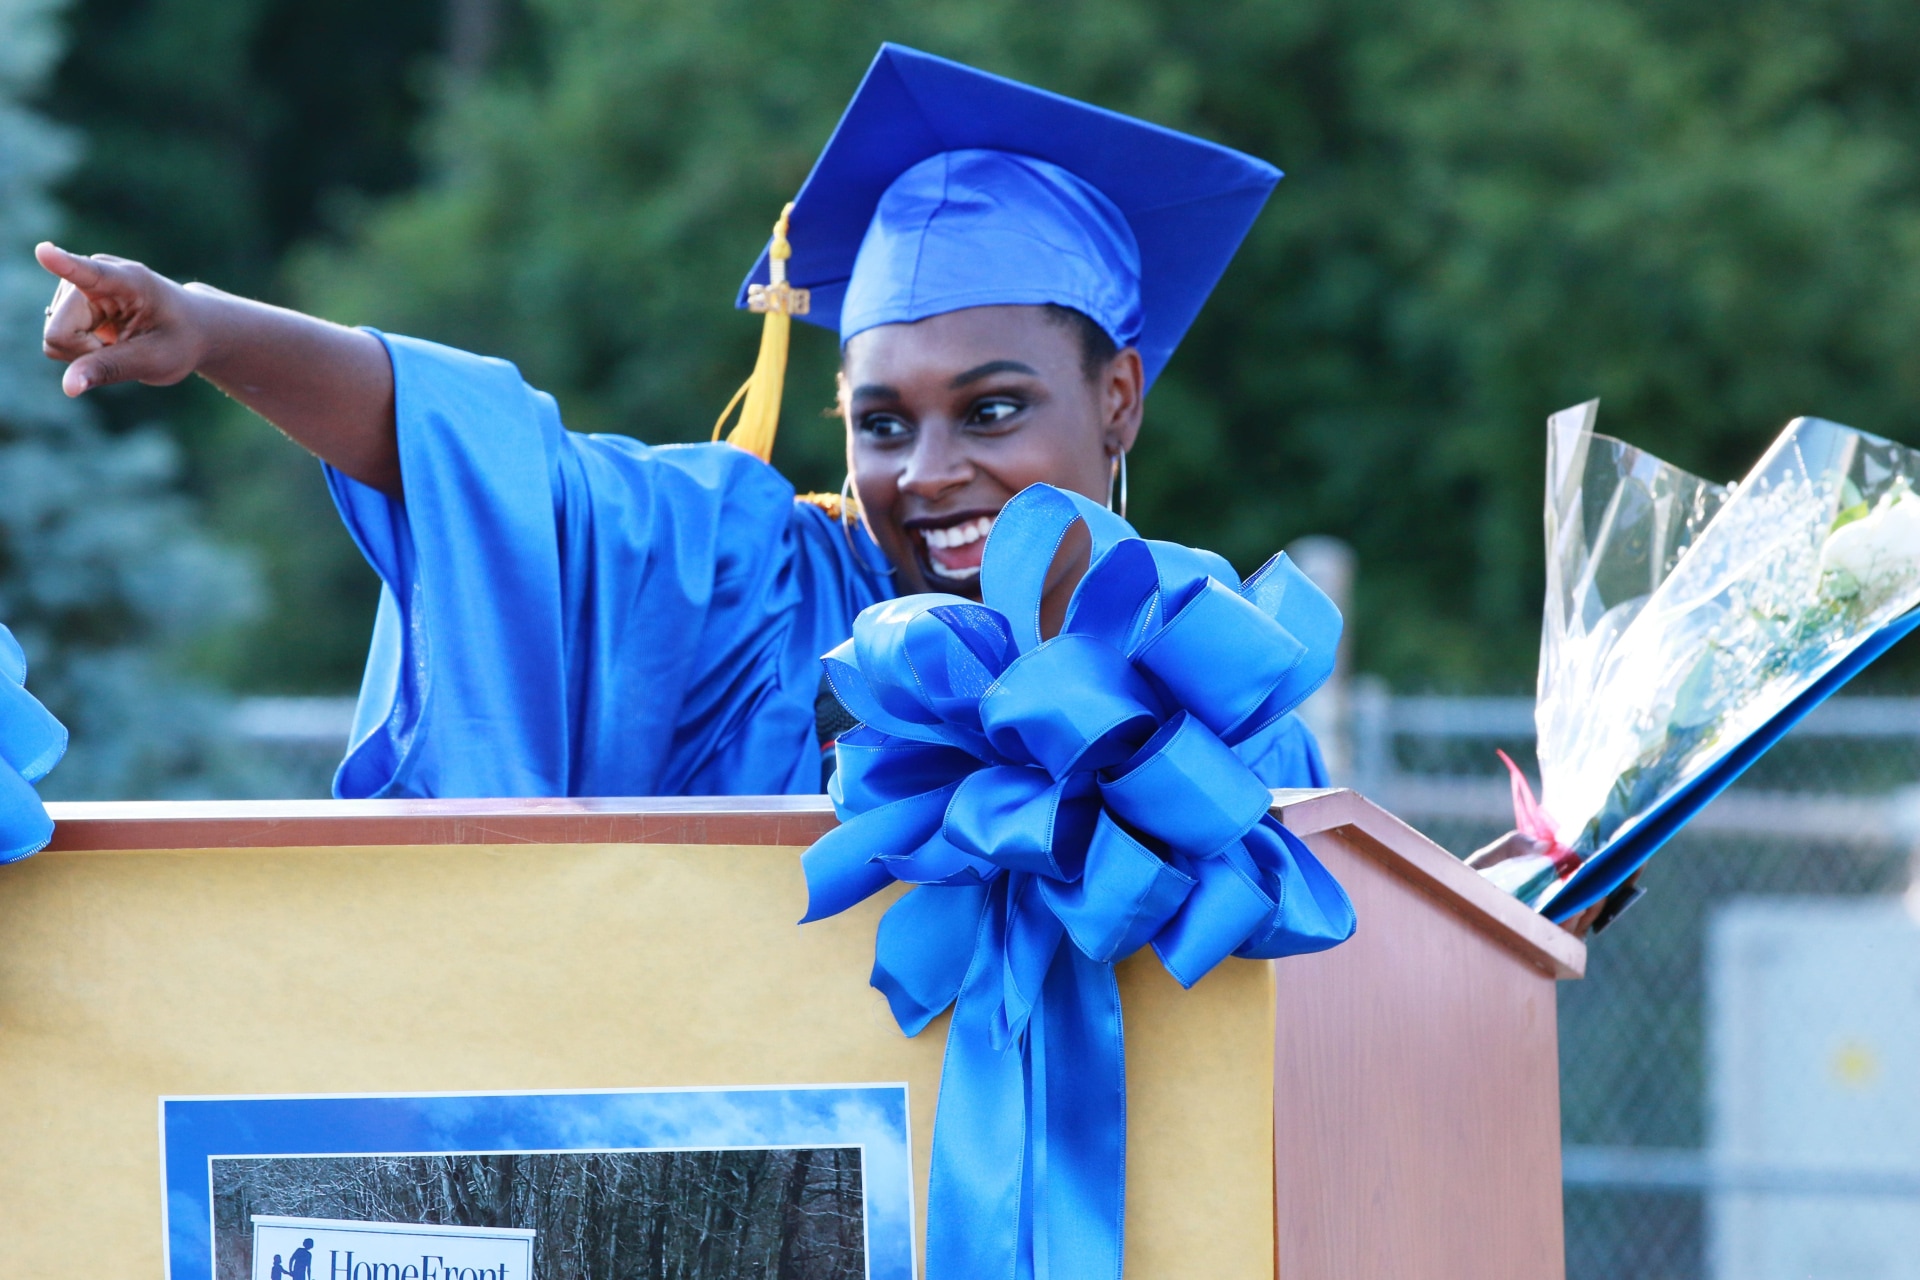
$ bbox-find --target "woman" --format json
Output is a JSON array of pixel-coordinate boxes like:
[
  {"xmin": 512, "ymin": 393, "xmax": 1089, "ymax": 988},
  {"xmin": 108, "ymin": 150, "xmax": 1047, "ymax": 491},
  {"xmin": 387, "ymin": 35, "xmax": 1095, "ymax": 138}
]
[{"xmin": 36, "ymin": 45, "xmax": 1328, "ymax": 800}]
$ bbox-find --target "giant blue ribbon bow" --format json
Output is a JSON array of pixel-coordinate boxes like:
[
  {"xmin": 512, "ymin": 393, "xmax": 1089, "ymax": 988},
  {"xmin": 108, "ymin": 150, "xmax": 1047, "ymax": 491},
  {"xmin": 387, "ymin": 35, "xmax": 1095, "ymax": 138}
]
[
  {"xmin": 0, "ymin": 623, "xmax": 65, "ymax": 863},
  {"xmin": 802, "ymin": 485, "xmax": 1357, "ymax": 1280}
]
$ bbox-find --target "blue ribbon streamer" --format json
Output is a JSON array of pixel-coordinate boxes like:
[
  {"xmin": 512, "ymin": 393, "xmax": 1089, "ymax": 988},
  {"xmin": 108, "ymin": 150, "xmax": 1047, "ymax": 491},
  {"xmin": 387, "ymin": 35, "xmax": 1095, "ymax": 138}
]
[
  {"xmin": 0, "ymin": 624, "xmax": 66, "ymax": 863},
  {"xmin": 801, "ymin": 484, "xmax": 1357, "ymax": 1279}
]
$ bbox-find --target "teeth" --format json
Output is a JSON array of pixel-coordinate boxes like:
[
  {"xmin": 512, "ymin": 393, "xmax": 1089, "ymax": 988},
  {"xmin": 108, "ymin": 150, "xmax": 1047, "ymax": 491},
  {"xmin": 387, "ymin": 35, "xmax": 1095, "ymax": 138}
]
[{"xmin": 919, "ymin": 515, "xmax": 996, "ymax": 552}]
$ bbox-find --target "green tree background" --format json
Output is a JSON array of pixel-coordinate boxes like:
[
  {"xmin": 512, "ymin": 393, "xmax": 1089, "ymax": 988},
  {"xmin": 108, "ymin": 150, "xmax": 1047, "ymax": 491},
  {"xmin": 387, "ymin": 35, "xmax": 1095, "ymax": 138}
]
[
  {"xmin": 35, "ymin": 0, "xmax": 1920, "ymax": 695},
  {"xmin": 0, "ymin": 0, "xmax": 281, "ymax": 797},
  {"xmin": 41, "ymin": 0, "xmax": 444, "ymax": 693}
]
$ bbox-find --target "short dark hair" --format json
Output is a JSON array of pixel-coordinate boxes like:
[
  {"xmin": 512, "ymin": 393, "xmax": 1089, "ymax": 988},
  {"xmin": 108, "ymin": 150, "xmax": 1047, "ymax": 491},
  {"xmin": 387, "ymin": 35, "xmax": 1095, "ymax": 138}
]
[
  {"xmin": 837, "ymin": 304, "xmax": 1119, "ymax": 385},
  {"xmin": 1041, "ymin": 304, "xmax": 1119, "ymax": 383}
]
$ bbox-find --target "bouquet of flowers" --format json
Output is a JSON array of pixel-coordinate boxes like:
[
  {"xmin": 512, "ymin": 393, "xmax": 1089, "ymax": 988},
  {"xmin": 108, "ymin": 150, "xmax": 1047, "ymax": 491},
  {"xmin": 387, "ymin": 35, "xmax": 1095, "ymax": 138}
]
[{"xmin": 1482, "ymin": 402, "xmax": 1920, "ymax": 920}]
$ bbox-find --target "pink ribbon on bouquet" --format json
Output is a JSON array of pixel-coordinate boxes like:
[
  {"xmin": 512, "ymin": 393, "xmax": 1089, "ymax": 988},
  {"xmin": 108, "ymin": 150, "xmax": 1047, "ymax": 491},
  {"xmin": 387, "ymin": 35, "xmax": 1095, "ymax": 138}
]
[{"xmin": 1495, "ymin": 749, "xmax": 1582, "ymax": 876}]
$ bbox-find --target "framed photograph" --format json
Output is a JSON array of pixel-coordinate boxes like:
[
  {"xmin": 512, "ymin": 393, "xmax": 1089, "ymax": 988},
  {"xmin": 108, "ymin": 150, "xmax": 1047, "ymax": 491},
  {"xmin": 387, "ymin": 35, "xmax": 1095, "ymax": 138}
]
[{"xmin": 159, "ymin": 1085, "xmax": 915, "ymax": 1280}]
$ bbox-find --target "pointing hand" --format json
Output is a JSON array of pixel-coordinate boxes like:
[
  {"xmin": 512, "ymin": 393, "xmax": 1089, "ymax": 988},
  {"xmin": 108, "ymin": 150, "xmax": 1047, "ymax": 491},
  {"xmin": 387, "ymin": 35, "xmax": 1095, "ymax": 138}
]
[{"xmin": 36, "ymin": 242, "xmax": 207, "ymax": 396}]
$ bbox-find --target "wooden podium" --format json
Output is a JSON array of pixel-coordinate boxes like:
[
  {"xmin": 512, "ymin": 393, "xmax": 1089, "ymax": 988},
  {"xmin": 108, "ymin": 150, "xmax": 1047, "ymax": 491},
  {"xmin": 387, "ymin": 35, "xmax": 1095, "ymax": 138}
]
[{"xmin": 0, "ymin": 788, "xmax": 1580, "ymax": 1279}]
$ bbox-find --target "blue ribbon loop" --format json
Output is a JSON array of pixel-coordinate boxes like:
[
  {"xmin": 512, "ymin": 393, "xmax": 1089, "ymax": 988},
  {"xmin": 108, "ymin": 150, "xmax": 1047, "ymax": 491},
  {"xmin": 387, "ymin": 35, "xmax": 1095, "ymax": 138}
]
[
  {"xmin": 0, "ymin": 624, "xmax": 65, "ymax": 864},
  {"xmin": 802, "ymin": 484, "xmax": 1357, "ymax": 1279}
]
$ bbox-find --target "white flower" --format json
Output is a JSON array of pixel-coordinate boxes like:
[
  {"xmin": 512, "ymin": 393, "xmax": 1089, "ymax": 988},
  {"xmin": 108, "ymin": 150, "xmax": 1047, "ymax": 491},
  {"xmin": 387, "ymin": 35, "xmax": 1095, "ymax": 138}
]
[{"xmin": 1821, "ymin": 493, "xmax": 1920, "ymax": 599}]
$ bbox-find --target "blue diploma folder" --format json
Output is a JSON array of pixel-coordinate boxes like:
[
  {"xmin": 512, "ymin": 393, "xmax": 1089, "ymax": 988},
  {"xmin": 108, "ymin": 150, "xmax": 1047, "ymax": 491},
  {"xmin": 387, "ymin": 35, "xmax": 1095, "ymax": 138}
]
[
  {"xmin": 1543, "ymin": 610, "xmax": 1920, "ymax": 921},
  {"xmin": 1546, "ymin": 607, "xmax": 1920, "ymax": 922}
]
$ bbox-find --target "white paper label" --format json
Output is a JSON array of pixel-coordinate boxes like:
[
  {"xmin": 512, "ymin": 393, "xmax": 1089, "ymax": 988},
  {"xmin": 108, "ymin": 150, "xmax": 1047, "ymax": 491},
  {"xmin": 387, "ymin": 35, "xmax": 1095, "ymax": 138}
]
[{"xmin": 251, "ymin": 1214, "xmax": 536, "ymax": 1280}]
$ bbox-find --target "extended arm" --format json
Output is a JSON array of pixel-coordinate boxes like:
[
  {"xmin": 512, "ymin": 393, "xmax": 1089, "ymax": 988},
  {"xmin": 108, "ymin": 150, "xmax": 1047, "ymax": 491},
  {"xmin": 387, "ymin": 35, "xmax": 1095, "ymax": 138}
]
[{"xmin": 35, "ymin": 243, "xmax": 401, "ymax": 495}]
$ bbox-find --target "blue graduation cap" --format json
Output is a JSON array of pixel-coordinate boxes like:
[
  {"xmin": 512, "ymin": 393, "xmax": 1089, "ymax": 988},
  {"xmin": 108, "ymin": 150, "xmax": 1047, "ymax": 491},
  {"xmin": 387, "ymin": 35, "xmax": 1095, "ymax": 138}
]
[{"xmin": 736, "ymin": 43, "xmax": 1282, "ymax": 390}]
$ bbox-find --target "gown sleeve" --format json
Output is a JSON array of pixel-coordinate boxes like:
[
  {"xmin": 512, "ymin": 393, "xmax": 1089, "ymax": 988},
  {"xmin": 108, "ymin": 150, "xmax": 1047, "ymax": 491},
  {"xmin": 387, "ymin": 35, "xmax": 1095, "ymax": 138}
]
[{"xmin": 325, "ymin": 332, "xmax": 887, "ymax": 799}]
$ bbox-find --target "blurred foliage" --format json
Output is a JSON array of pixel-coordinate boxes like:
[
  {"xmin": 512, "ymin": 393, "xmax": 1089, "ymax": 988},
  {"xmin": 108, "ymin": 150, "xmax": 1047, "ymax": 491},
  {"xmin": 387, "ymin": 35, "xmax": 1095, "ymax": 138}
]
[
  {"xmin": 45, "ymin": 0, "xmax": 1920, "ymax": 691},
  {"xmin": 38, "ymin": 0, "xmax": 445, "ymax": 691},
  {"xmin": 0, "ymin": 0, "xmax": 281, "ymax": 797},
  {"xmin": 47, "ymin": 0, "xmax": 438, "ymax": 294}
]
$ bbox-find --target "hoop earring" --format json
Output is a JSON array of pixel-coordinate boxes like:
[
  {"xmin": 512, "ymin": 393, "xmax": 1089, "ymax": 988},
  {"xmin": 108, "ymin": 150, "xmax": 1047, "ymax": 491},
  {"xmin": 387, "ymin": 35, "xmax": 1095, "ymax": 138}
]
[
  {"xmin": 1107, "ymin": 449, "xmax": 1129, "ymax": 521},
  {"xmin": 838, "ymin": 474, "xmax": 895, "ymax": 575}
]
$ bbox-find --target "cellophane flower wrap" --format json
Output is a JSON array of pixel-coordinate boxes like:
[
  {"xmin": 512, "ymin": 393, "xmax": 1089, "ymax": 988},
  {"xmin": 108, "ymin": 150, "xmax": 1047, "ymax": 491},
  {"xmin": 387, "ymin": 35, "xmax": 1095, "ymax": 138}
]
[
  {"xmin": 1490, "ymin": 403, "xmax": 1920, "ymax": 912},
  {"xmin": 800, "ymin": 484, "xmax": 1355, "ymax": 1280}
]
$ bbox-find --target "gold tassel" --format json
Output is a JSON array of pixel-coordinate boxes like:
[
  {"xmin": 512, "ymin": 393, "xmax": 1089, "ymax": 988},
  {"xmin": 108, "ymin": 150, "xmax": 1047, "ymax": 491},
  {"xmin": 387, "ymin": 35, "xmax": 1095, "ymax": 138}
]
[{"xmin": 713, "ymin": 202, "xmax": 810, "ymax": 463}]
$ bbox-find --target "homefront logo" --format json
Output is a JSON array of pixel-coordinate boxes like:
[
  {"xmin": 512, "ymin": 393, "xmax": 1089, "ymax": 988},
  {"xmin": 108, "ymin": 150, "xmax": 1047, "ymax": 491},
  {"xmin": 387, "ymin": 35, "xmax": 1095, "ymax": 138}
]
[
  {"xmin": 329, "ymin": 1254, "xmax": 515, "ymax": 1280},
  {"xmin": 250, "ymin": 1216, "xmax": 535, "ymax": 1280}
]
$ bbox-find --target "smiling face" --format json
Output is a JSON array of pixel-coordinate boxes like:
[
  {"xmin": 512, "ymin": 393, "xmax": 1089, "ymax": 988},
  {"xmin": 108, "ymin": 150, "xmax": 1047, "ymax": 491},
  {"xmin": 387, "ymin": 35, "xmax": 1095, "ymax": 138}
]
[{"xmin": 842, "ymin": 304, "xmax": 1144, "ymax": 600}]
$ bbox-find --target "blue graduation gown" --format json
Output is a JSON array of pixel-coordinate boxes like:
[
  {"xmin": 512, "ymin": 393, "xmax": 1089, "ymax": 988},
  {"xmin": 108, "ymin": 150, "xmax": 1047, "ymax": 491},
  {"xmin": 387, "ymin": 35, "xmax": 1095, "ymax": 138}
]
[{"xmin": 326, "ymin": 333, "xmax": 1329, "ymax": 797}]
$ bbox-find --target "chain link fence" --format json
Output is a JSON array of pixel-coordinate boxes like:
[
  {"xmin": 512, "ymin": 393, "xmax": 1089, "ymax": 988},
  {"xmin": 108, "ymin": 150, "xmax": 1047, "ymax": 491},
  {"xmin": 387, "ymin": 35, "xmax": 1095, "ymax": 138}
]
[{"xmin": 1340, "ymin": 687, "xmax": 1920, "ymax": 1279}]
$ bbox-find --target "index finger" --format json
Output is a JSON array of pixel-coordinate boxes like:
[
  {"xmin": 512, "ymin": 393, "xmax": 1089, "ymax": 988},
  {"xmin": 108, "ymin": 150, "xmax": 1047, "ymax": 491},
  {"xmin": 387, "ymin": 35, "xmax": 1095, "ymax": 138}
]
[{"xmin": 34, "ymin": 242, "xmax": 122, "ymax": 295}]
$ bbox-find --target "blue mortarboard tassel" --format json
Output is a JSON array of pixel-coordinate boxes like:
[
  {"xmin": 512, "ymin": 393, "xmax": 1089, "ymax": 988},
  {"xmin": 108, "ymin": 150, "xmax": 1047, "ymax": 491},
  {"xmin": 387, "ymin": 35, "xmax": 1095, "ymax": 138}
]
[
  {"xmin": 0, "ymin": 624, "xmax": 65, "ymax": 862},
  {"xmin": 800, "ymin": 484, "xmax": 1356, "ymax": 1279}
]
